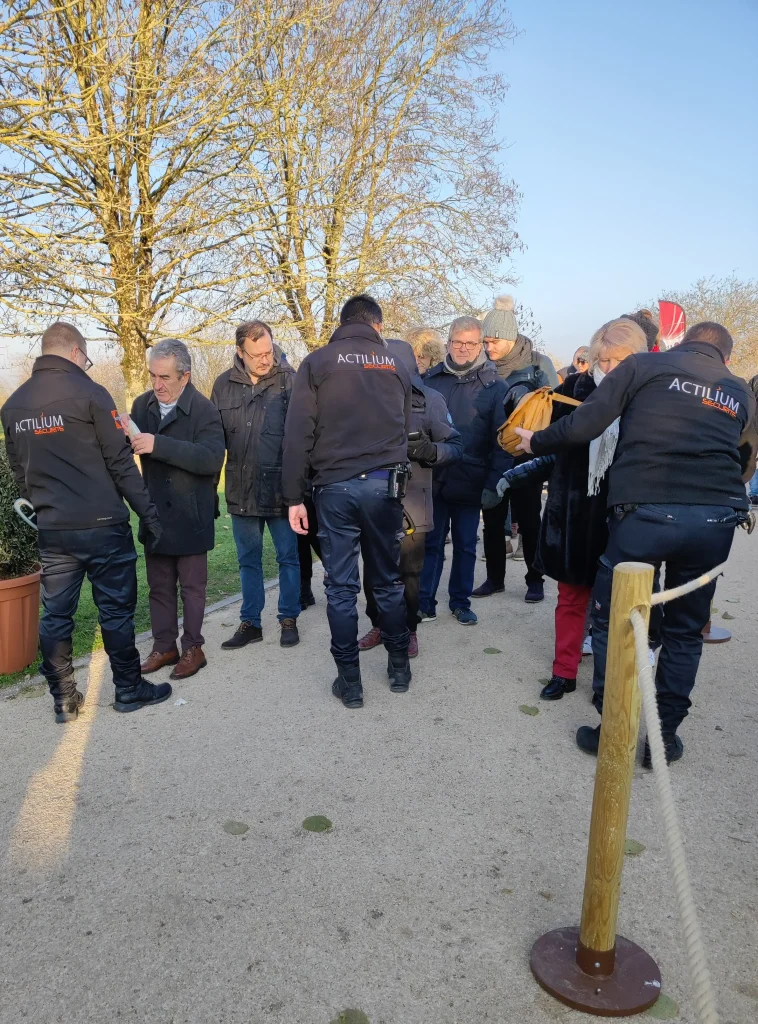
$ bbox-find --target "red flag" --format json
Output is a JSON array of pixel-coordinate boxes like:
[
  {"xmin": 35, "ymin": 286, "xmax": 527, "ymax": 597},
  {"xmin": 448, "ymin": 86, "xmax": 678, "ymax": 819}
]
[{"xmin": 659, "ymin": 300, "xmax": 686, "ymax": 347}]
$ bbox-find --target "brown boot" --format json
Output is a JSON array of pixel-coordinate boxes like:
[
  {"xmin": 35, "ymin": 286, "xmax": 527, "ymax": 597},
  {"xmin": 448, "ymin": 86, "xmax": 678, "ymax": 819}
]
[
  {"xmin": 170, "ymin": 645, "xmax": 207, "ymax": 680},
  {"xmin": 140, "ymin": 647, "xmax": 179, "ymax": 674}
]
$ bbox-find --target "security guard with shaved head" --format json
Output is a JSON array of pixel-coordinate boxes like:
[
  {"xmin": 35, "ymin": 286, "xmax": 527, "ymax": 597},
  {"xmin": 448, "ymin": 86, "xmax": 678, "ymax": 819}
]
[
  {"xmin": 516, "ymin": 322, "xmax": 756, "ymax": 768},
  {"xmin": 283, "ymin": 294, "xmax": 413, "ymax": 708},
  {"xmin": 1, "ymin": 321, "xmax": 171, "ymax": 721}
]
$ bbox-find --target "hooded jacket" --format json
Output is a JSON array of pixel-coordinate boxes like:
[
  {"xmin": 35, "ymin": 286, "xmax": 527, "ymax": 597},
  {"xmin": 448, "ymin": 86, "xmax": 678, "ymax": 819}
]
[
  {"xmin": 282, "ymin": 323, "xmax": 412, "ymax": 503},
  {"xmin": 211, "ymin": 346, "xmax": 294, "ymax": 517},
  {"xmin": 2, "ymin": 354, "xmax": 158, "ymax": 532},
  {"xmin": 405, "ymin": 383, "xmax": 463, "ymax": 531},
  {"xmin": 530, "ymin": 341, "xmax": 756, "ymax": 510}
]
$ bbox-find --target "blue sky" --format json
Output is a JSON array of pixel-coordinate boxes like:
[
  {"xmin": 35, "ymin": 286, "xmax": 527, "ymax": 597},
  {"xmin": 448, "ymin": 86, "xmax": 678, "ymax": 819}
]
[{"xmin": 498, "ymin": 0, "xmax": 758, "ymax": 360}]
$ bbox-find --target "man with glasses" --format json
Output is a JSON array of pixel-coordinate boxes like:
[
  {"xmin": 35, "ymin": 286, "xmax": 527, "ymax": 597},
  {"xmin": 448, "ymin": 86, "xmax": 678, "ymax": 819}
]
[
  {"xmin": 212, "ymin": 320, "xmax": 301, "ymax": 650},
  {"xmin": 1, "ymin": 321, "xmax": 170, "ymax": 721},
  {"xmin": 419, "ymin": 316, "xmax": 509, "ymax": 625}
]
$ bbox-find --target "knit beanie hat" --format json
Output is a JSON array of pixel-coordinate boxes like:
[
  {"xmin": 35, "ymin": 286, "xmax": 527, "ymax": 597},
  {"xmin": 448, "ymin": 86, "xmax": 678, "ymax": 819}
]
[{"xmin": 482, "ymin": 295, "xmax": 518, "ymax": 341}]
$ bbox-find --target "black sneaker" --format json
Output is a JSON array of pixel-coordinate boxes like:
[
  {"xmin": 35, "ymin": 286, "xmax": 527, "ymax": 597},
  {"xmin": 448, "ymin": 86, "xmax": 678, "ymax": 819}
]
[
  {"xmin": 114, "ymin": 679, "xmax": 172, "ymax": 713},
  {"xmin": 332, "ymin": 665, "xmax": 363, "ymax": 709},
  {"xmin": 471, "ymin": 579, "xmax": 505, "ymax": 598},
  {"xmin": 54, "ymin": 689, "xmax": 85, "ymax": 724},
  {"xmin": 299, "ymin": 584, "xmax": 316, "ymax": 610},
  {"xmin": 387, "ymin": 651, "xmax": 412, "ymax": 693},
  {"xmin": 642, "ymin": 732, "xmax": 684, "ymax": 769},
  {"xmin": 525, "ymin": 581, "xmax": 545, "ymax": 603},
  {"xmin": 540, "ymin": 675, "xmax": 576, "ymax": 700},
  {"xmin": 280, "ymin": 617, "xmax": 300, "ymax": 647},
  {"xmin": 576, "ymin": 724, "xmax": 601, "ymax": 755},
  {"xmin": 221, "ymin": 621, "xmax": 263, "ymax": 649}
]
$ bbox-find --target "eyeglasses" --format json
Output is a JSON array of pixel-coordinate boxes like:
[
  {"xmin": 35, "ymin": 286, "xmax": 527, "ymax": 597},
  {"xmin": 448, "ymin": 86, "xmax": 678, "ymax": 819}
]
[
  {"xmin": 576, "ymin": 358, "xmax": 588, "ymax": 366},
  {"xmin": 76, "ymin": 347, "xmax": 93, "ymax": 371},
  {"xmin": 450, "ymin": 341, "xmax": 481, "ymax": 352}
]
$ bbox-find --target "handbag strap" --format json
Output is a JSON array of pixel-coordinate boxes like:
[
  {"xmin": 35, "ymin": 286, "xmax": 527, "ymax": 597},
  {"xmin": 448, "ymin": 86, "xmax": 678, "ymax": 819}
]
[{"xmin": 551, "ymin": 392, "xmax": 582, "ymax": 407}]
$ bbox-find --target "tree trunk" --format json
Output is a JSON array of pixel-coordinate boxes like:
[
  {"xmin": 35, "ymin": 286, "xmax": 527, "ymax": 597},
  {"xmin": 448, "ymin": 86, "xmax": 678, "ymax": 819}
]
[{"xmin": 119, "ymin": 322, "xmax": 149, "ymax": 407}]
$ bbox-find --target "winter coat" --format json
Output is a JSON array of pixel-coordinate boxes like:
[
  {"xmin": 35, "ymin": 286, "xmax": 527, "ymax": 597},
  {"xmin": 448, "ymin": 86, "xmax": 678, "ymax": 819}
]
[
  {"xmin": 423, "ymin": 359, "xmax": 510, "ymax": 506},
  {"xmin": 130, "ymin": 382, "xmax": 225, "ymax": 556},
  {"xmin": 211, "ymin": 351, "xmax": 294, "ymax": 518},
  {"xmin": 529, "ymin": 372, "xmax": 609, "ymax": 587},
  {"xmin": 2, "ymin": 354, "xmax": 157, "ymax": 532},
  {"xmin": 531, "ymin": 341, "xmax": 755, "ymax": 510},
  {"xmin": 404, "ymin": 384, "xmax": 463, "ymax": 532}
]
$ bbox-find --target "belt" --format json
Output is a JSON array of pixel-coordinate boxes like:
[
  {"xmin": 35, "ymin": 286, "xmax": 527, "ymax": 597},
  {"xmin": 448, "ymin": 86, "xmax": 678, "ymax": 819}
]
[{"xmin": 355, "ymin": 469, "xmax": 390, "ymax": 481}]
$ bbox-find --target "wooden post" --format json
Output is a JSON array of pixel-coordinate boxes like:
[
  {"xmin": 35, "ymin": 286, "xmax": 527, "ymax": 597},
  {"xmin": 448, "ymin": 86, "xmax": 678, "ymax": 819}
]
[{"xmin": 531, "ymin": 561, "xmax": 662, "ymax": 1016}]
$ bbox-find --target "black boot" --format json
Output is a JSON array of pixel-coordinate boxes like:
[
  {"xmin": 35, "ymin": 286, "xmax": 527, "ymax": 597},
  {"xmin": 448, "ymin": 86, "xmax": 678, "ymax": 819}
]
[
  {"xmin": 576, "ymin": 724, "xmax": 601, "ymax": 756},
  {"xmin": 114, "ymin": 678, "xmax": 172, "ymax": 713},
  {"xmin": 221, "ymin": 621, "xmax": 262, "ymax": 649},
  {"xmin": 299, "ymin": 583, "xmax": 315, "ymax": 610},
  {"xmin": 643, "ymin": 732, "xmax": 684, "ymax": 769},
  {"xmin": 332, "ymin": 664, "xmax": 363, "ymax": 709},
  {"xmin": 540, "ymin": 674, "xmax": 576, "ymax": 700},
  {"xmin": 386, "ymin": 650, "xmax": 412, "ymax": 693},
  {"xmin": 471, "ymin": 579, "xmax": 504, "ymax": 598},
  {"xmin": 54, "ymin": 689, "xmax": 85, "ymax": 724}
]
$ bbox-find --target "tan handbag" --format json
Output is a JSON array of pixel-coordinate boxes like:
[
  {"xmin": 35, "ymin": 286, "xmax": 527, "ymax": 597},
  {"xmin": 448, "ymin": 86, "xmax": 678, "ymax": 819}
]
[{"xmin": 497, "ymin": 386, "xmax": 581, "ymax": 455}]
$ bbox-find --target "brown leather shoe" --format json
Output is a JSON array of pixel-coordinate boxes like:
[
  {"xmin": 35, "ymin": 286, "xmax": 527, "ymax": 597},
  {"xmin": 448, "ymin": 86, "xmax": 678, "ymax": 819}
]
[
  {"xmin": 170, "ymin": 645, "xmax": 207, "ymax": 680},
  {"xmin": 140, "ymin": 647, "xmax": 179, "ymax": 674}
]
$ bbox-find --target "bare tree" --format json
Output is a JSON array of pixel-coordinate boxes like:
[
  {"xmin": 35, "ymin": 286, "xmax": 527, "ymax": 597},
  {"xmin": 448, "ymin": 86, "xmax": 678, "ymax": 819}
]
[
  {"xmin": 0, "ymin": 0, "xmax": 285, "ymax": 400},
  {"xmin": 235, "ymin": 0, "xmax": 521, "ymax": 350},
  {"xmin": 657, "ymin": 276, "xmax": 758, "ymax": 377}
]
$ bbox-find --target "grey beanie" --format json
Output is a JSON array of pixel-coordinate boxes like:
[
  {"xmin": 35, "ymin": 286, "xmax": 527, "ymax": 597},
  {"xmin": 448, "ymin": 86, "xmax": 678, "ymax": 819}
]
[{"xmin": 482, "ymin": 294, "xmax": 518, "ymax": 341}]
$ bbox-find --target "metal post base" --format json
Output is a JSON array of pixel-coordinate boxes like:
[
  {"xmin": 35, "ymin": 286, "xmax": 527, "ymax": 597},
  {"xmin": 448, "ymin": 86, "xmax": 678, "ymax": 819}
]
[
  {"xmin": 530, "ymin": 927, "xmax": 662, "ymax": 1017},
  {"xmin": 702, "ymin": 619, "xmax": 731, "ymax": 644}
]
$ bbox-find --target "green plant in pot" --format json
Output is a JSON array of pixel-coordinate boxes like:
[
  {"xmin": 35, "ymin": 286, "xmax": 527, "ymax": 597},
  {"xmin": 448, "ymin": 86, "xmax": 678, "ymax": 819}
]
[{"xmin": 0, "ymin": 443, "xmax": 41, "ymax": 674}]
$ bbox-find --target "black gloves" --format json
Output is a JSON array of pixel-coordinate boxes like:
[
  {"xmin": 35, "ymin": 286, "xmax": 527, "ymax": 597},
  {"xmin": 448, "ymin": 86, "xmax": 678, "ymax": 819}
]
[
  {"xmin": 407, "ymin": 429, "xmax": 437, "ymax": 464},
  {"xmin": 140, "ymin": 517, "xmax": 163, "ymax": 554}
]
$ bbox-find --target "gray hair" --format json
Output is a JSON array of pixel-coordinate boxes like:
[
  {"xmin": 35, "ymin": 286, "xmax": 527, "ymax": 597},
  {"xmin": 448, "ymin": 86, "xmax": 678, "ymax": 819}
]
[
  {"xmin": 149, "ymin": 338, "xmax": 191, "ymax": 375},
  {"xmin": 447, "ymin": 316, "xmax": 483, "ymax": 343}
]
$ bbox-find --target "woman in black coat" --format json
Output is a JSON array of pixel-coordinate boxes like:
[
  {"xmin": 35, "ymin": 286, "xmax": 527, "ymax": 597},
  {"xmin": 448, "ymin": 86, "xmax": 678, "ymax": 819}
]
[{"xmin": 499, "ymin": 319, "xmax": 648, "ymax": 699}]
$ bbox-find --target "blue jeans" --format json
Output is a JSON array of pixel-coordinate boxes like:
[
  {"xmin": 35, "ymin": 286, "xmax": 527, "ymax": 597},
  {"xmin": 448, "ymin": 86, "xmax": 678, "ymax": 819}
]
[
  {"xmin": 590, "ymin": 503, "xmax": 738, "ymax": 733},
  {"xmin": 420, "ymin": 497, "xmax": 480, "ymax": 613},
  {"xmin": 748, "ymin": 469, "xmax": 758, "ymax": 499},
  {"xmin": 314, "ymin": 477, "xmax": 409, "ymax": 667},
  {"xmin": 231, "ymin": 515, "xmax": 300, "ymax": 626}
]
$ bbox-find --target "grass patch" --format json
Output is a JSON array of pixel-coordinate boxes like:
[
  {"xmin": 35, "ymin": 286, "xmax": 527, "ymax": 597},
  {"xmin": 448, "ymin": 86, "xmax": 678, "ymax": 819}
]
[{"xmin": 0, "ymin": 494, "xmax": 278, "ymax": 688}]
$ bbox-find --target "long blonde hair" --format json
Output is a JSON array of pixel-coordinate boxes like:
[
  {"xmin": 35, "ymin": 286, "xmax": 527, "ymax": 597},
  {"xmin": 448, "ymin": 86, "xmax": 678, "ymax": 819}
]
[{"xmin": 588, "ymin": 319, "xmax": 647, "ymax": 367}]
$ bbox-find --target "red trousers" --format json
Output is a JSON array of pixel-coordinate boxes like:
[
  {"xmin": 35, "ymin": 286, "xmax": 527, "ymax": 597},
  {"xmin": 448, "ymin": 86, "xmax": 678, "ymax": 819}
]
[{"xmin": 553, "ymin": 581, "xmax": 592, "ymax": 680}]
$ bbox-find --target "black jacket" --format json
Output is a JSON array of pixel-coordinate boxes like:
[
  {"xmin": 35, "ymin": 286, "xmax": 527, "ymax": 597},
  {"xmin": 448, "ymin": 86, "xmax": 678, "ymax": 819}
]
[
  {"xmin": 130, "ymin": 383, "xmax": 225, "ymax": 555},
  {"xmin": 1, "ymin": 355, "xmax": 158, "ymax": 531},
  {"xmin": 531, "ymin": 373, "xmax": 610, "ymax": 587},
  {"xmin": 405, "ymin": 384, "xmax": 463, "ymax": 532},
  {"xmin": 423, "ymin": 358, "xmax": 510, "ymax": 506},
  {"xmin": 531, "ymin": 341, "xmax": 756, "ymax": 510},
  {"xmin": 282, "ymin": 323, "xmax": 412, "ymax": 503},
  {"xmin": 211, "ymin": 350, "xmax": 294, "ymax": 518}
]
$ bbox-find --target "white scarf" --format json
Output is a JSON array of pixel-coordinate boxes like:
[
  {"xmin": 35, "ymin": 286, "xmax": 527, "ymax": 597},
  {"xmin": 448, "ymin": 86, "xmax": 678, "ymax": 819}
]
[{"xmin": 587, "ymin": 367, "xmax": 620, "ymax": 495}]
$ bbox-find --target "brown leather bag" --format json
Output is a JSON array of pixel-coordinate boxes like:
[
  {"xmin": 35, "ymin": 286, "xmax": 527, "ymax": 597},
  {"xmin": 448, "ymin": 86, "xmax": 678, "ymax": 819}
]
[{"xmin": 497, "ymin": 386, "xmax": 581, "ymax": 455}]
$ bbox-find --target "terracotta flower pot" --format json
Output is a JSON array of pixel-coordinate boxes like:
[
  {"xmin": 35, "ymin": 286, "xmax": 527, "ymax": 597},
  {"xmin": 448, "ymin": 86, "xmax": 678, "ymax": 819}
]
[{"xmin": 0, "ymin": 570, "xmax": 40, "ymax": 674}]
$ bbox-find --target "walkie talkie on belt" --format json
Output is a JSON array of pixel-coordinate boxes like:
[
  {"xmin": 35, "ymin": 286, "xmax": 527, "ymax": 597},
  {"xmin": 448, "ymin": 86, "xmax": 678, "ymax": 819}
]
[{"xmin": 387, "ymin": 461, "xmax": 411, "ymax": 500}]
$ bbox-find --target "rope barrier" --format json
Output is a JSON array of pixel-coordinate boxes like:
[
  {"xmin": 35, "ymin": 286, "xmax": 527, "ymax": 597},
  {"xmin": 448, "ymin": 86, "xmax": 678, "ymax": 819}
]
[{"xmin": 631, "ymin": 585, "xmax": 721, "ymax": 1024}]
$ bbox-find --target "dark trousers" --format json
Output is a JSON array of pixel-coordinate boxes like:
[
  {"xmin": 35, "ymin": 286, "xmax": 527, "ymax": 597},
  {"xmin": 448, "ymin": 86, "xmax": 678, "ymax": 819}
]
[
  {"xmin": 420, "ymin": 497, "xmax": 480, "ymax": 612},
  {"xmin": 38, "ymin": 523, "xmax": 141, "ymax": 699},
  {"xmin": 590, "ymin": 503, "xmax": 738, "ymax": 734},
  {"xmin": 145, "ymin": 552, "xmax": 208, "ymax": 652},
  {"xmin": 365, "ymin": 529, "xmax": 426, "ymax": 634},
  {"xmin": 297, "ymin": 494, "xmax": 321, "ymax": 584},
  {"xmin": 314, "ymin": 477, "xmax": 410, "ymax": 668},
  {"xmin": 483, "ymin": 478, "xmax": 544, "ymax": 585}
]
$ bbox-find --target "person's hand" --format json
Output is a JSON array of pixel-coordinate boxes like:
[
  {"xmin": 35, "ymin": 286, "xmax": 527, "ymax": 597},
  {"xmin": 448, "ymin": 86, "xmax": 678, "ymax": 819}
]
[
  {"xmin": 141, "ymin": 517, "xmax": 163, "ymax": 553},
  {"xmin": 496, "ymin": 474, "xmax": 511, "ymax": 498},
  {"xmin": 132, "ymin": 432, "xmax": 155, "ymax": 455},
  {"xmin": 514, "ymin": 427, "xmax": 534, "ymax": 454},
  {"xmin": 288, "ymin": 503, "xmax": 309, "ymax": 535},
  {"xmin": 407, "ymin": 430, "xmax": 437, "ymax": 464},
  {"xmin": 481, "ymin": 487, "xmax": 501, "ymax": 510}
]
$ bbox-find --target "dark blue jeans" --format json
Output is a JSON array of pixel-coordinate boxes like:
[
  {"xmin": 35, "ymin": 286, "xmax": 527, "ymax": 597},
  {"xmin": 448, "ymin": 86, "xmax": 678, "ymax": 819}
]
[
  {"xmin": 419, "ymin": 497, "xmax": 480, "ymax": 613},
  {"xmin": 314, "ymin": 477, "xmax": 409, "ymax": 668},
  {"xmin": 231, "ymin": 514, "xmax": 300, "ymax": 626},
  {"xmin": 38, "ymin": 523, "xmax": 142, "ymax": 699},
  {"xmin": 590, "ymin": 503, "xmax": 739, "ymax": 733}
]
